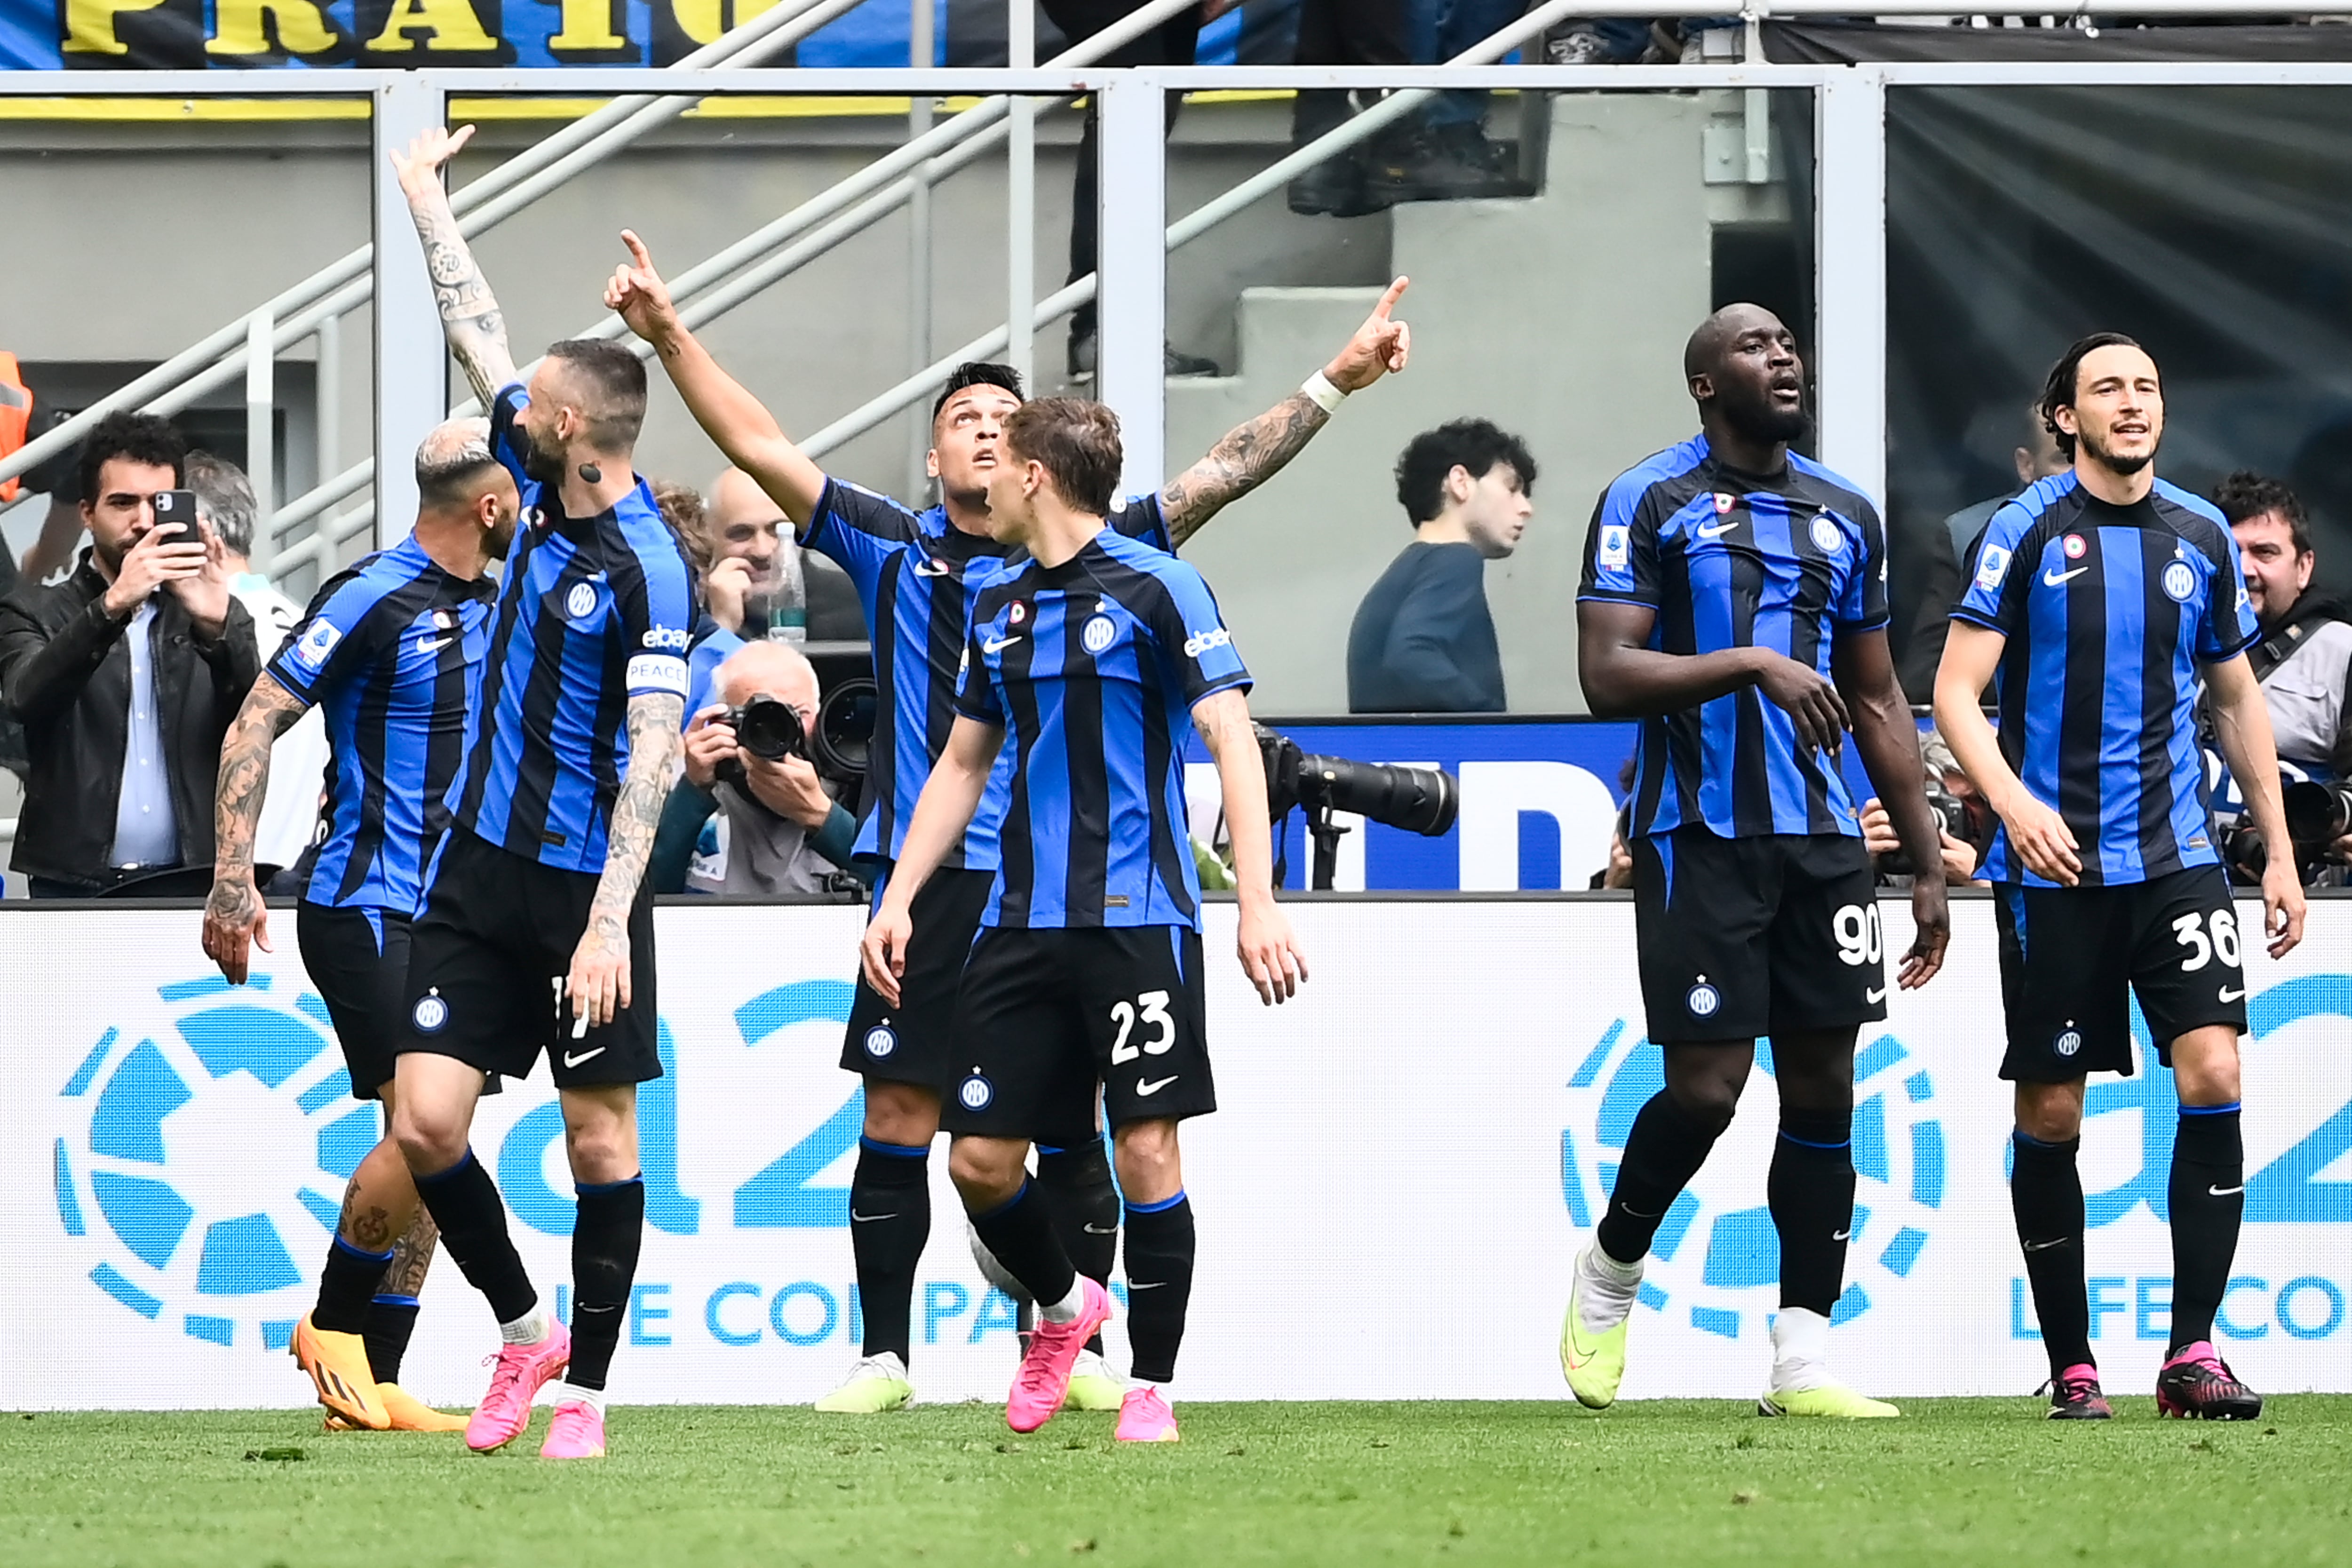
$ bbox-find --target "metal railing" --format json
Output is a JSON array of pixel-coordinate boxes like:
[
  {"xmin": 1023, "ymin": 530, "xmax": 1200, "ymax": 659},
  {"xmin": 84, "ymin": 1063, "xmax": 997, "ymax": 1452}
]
[{"xmin": 2, "ymin": 0, "xmax": 2345, "ymax": 579}]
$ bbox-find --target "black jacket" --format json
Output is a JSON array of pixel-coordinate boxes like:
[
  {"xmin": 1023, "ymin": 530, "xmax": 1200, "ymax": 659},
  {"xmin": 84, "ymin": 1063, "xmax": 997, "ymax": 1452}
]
[{"xmin": 0, "ymin": 553, "xmax": 260, "ymax": 884}]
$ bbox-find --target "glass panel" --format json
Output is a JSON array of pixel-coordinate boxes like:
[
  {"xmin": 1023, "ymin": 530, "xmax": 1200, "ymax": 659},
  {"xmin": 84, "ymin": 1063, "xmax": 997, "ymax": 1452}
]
[
  {"xmin": 1166, "ymin": 85, "xmax": 1818, "ymax": 718},
  {"xmin": 1885, "ymin": 86, "xmax": 2352, "ymax": 702}
]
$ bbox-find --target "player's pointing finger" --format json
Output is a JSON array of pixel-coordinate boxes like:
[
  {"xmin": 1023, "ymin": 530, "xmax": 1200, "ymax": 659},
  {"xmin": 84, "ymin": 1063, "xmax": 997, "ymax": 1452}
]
[{"xmin": 1374, "ymin": 275, "xmax": 1409, "ymax": 318}]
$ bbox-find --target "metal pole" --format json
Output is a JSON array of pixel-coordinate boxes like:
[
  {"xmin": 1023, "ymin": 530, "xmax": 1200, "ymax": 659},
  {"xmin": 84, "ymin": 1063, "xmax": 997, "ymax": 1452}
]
[
  {"xmin": 1814, "ymin": 66, "xmax": 1888, "ymax": 508},
  {"xmin": 316, "ymin": 311, "xmax": 341, "ymax": 499},
  {"xmin": 1094, "ymin": 73, "xmax": 1165, "ymax": 498},
  {"xmin": 245, "ymin": 308, "xmax": 275, "ymax": 569},
  {"xmin": 375, "ymin": 75, "xmax": 445, "ymax": 546},
  {"xmin": 907, "ymin": 0, "xmax": 937, "ymax": 498},
  {"xmin": 1006, "ymin": 0, "xmax": 1037, "ymax": 388}
]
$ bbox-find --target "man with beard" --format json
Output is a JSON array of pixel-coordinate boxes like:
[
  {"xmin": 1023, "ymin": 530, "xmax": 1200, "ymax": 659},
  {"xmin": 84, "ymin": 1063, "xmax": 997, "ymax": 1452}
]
[
  {"xmin": 1572, "ymin": 304, "xmax": 1951, "ymax": 1418},
  {"xmin": 384, "ymin": 126, "xmax": 695, "ymax": 1461},
  {"xmin": 200, "ymin": 417, "xmax": 517, "ymax": 1434},
  {"xmin": 1936, "ymin": 334, "xmax": 2304, "ymax": 1421}
]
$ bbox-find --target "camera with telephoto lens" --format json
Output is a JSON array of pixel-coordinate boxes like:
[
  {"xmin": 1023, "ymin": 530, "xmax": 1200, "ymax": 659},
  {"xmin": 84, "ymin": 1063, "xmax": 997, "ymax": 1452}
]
[
  {"xmin": 2281, "ymin": 779, "xmax": 2352, "ymax": 876},
  {"xmin": 715, "ymin": 694, "xmax": 806, "ymax": 795},
  {"xmin": 1252, "ymin": 724, "xmax": 1458, "ymax": 890},
  {"xmin": 1874, "ymin": 779, "xmax": 1977, "ymax": 879}
]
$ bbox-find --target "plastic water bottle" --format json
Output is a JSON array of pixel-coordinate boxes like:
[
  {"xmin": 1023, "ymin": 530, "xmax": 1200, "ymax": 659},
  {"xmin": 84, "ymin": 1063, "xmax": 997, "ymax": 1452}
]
[{"xmin": 767, "ymin": 539, "xmax": 808, "ymax": 645}]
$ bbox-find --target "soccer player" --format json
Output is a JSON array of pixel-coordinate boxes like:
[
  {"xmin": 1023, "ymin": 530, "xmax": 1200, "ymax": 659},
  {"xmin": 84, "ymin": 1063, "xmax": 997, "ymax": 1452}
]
[
  {"xmin": 861, "ymin": 397, "xmax": 1304, "ymax": 1445},
  {"xmin": 1935, "ymin": 333, "xmax": 2304, "ymax": 1421},
  {"xmin": 1572, "ymin": 304, "xmax": 1952, "ymax": 1418},
  {"xmin": 605, "ymin": 233, "xmax": 1405, "ymax": 1414},
  {"xmin": 386, "ymin": 126, "xmax": 694, "ymax": 1461},
  {"xmin": 200, "ymin": 418, "xmax": 516, "ymax": 1434}
]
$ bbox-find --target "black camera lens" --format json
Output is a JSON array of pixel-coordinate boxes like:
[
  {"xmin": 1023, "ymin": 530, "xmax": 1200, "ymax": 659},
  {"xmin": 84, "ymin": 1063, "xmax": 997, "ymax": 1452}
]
[
  {"xmin": 731, "ymin": 696, "xmax": 805, "ymax": 761},
  {"xmin": 814, "ymin": 678, "xmax": 878, "ymax": 783},
  {"xmin": 1293, "ymin": 751, "xmax": 1459, "ymax": 838}
]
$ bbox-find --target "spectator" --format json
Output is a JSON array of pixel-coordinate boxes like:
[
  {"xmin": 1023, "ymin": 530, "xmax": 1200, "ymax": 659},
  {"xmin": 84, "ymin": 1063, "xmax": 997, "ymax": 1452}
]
[
  {"xmin": 0, "ymin": 411, "xmax": 259, "ymax": 896},
  {"xmin": 1043, "ymin": 0, "xmax": 1225, "ymax": 379},
  {"xmin": 1898, "ymin": 399, "xmax": 2070, "ymax": 700},
  {"xmin": 186, "ymin": 451, "xmax": 332, "ymax": 881},
  {"xmin": 1860, "ymin": 731, "xmax": 1990, "ymax": 887},
  {"xmin": 1417, "ymin": 0, "xmax": 1534, "ymax": 186},
  {"xmin": 650, "ymin": 639, "xmax": 865, "ymax": 896},
  {"xmin": 12, "ymin": 406, "xmax": 93, "ymax": 586},
  {"xmin": 2217, "ymin": 471, "xmax": 2352, "ymax": 775},
  {"xmin": 1288, "ymin": 0, "xmax": 1507, "ymax": 218},
  {"xmin": 678, "ymin": 467, "xmax": 866, "ymax": 719},
  {"xmin": 1347, "ymin": 417, "xmax": 1534, "ymax": 714}
]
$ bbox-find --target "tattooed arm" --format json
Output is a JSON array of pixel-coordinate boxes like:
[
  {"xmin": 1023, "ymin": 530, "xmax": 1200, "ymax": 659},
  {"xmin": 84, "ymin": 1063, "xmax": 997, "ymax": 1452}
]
[
  {"xmin": 567, "ymin": 691, "xmax": 685, "ymax": 1030},
  {"xmin": 1159, "ymin": 276, "xmax": 1413, "ymax": 547},
  {"xmin": 201, "ymin": 673, "xmax": 309, "ymax": 984},
  {"xmin": 390, "ymin": 124, "xmax": 518, "ymax": 410}
]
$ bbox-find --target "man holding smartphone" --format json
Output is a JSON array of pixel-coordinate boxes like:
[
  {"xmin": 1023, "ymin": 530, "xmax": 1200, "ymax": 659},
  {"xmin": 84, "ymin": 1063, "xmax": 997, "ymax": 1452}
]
[{"xmin": 0, "ymin": 409, "xmax": 259, "ymax": 896}]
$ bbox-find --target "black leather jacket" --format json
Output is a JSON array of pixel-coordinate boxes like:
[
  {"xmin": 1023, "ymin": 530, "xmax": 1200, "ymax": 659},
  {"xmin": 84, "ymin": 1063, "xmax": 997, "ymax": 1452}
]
[{"xmin": 0, "ymin": 553, "xmax": 259, "ymax": 885}]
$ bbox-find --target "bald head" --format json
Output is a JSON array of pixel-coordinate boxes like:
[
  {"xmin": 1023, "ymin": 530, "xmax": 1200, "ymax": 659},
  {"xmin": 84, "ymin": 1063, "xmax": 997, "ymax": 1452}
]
[
  {"xmin": 413, "ymin": 415, "xmax": 518, "ymax": 561},
  {"xmin": 704, "ymin": 467, "xmax": 789, "ymax": 590},
  {"xmin": 715, "ymin": 638, "xmax": 818, "ymax": 716},
  {"xmin": 1685, "ymin": 303, "xmax": 1808, "ymax": 447}
]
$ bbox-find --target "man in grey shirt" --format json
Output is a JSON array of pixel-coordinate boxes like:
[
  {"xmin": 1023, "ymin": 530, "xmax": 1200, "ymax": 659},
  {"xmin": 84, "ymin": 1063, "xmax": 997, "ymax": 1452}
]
[
  {"xmin": 1346, "ymin": 418, "xmax": 1536, "ymax": 714},
  {"xmin": 2218, "ymin": 471, "xmax": 2352, "ymax": 776}
]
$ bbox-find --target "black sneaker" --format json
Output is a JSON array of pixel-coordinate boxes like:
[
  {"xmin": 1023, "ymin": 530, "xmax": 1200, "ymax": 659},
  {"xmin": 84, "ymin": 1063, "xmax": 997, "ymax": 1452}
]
[
  {"xmin": 1065, "ymin": 332, "xmax": 1222, "ymax": 382},
  {"xmin": 1361, "ymin": 124, "xmax": 1517, "ymax": 205},
  {"xmin": 1287, "ymin": 149, "xmax": 1392, "ymax": 218},
  {"xmin": 2041, "ymin": 1363, "xmax": 2113, "ymax": 1420},
  {"xmin": 2156, "ymin": 1341, "xmax": 2264, "ymax": 1421}
]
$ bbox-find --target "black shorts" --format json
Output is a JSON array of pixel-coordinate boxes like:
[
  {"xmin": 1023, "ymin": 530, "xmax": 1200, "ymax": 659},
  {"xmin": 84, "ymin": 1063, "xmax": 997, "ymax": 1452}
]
[
  {"xmin": 1632, "ymin": 828, "xmax": 1888, "ymax": 1044},
  {"xmin": 940, "ymin": 924, "xmax": 1215, "ymax": 1141},
  {"xmin": 1994, "ymin": 864, "xmax": 2248, "ymax": 1081},
  {"xmin": 298, "ymin": 902, "xmax": 410, "ymax": 1101},
  {"xmin": 841, "ymin": 867, "xmax": 993, "ymax": 1091},
  {"xmin": 397, "ymin": 828, "xmax": 662, "ymax": 1090}
]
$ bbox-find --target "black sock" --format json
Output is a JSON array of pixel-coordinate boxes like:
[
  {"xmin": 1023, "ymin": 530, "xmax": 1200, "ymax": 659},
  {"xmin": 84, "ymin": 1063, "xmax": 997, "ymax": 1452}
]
[
  {"xmin": 313, "ymin": 1235, "xmax": 392, "ymax": 1335},
  {"xmin": 1770, "ymin": 1106, "xmax": 1855, "ymax": 1316},
  {"xmin": 2010, "ymin": 1130, "xmax": 2092, "ymax": 1378},
  {"xmin": 850, "ymin": 1137, "xmax": 932, "ymax": 1363},
  {"xmin": 1596, "ymin": 1089, "xmax": 1725, "ymax": 1265},
  {"xmin": 364, "ymin": 1295, "xmax": 421, "ymax": 1385},
  {"xmin": 969, "ymin": 1180, "xmax": 1076, "ymax": 1308},
  {"xmin": 413, "ymin": 1149, "xmax": 537, "ymax": 1325},
  {"xmin": 567, "ymin": 1176, "xmax": 645, "ymax": 1393},
  {"xmin": 2169, "ymin": 1104, "xmax": 2244, "ymax": 1353},
  {"xmin": 1124, "ymin": 1192, "xmax": 1196, "ymax": 1386},
  {"xmin": 1038, "ymin": 1141, "xmax": 1119, "ymax": 1358}
]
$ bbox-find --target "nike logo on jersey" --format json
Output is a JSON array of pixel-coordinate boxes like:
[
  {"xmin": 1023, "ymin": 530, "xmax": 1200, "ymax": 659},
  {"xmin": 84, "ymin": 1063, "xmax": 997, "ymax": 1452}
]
[
  {"xmin": 563, "ymin": 1045, "xmax": 606, "ymax": 1068},
  {"xmin": 2209, "ymin": 1184, "xmax": 2244, "ymax": 1197},
  {"xmin": 981, "ymin": 633, "xmax": 1023, "ymax": 654},
  {"xmin": 2043, "ymin": 566, "xmax": 2090, "ymax": 586},
  {"xmin": 1136, "ymin": 1075, "xmax": 1179, "ymax": 1097},
  {"xmin": 413, "ymin": 634, "xmax": 456, "ymax": 655},
  {"xmin": 2023, "ymin": 1237, "xmax": 2069, "ymax": 1253},
  {"xmin": 1865, "ymin": 983, "xmax": 1889, "ymax": 1004},
  {"xmin": 1832, "ymin": 1230, "xmax": 1851, "ymax": 1242},
  {"xmin": 2218, "ymin": 987, "xmax": 2247, "ymax": 1003},
  {"xmin": 912, "ymin": 556, "xmax": 955, "ymax": 577},
  {"xmin": 1696, "ymin": 518, "xmax": 1740, "ymax": 539}
]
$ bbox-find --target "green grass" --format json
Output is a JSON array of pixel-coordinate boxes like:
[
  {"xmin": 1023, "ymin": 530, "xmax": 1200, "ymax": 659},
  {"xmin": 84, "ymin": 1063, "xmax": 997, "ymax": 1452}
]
[{"xmin": 5, "ymin": 1398, "xmax": 2350, "ymax": 1567}]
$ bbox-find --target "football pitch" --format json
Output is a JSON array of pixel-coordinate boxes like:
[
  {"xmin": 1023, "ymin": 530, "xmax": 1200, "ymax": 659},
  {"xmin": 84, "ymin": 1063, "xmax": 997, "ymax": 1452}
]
[{"xmin": 6, "ymin": 1398, "xmax": 2348, "ymax": 1567}]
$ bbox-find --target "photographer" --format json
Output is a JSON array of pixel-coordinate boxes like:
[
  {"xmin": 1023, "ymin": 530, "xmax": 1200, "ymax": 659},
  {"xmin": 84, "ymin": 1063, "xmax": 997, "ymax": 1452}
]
[
  {"xmin": 1860, "ymin": 731, "xmax": 1992, "ymax": 887},
  {"xmin": 650, "ymin": 639, "xmax": 865, "ymax": 896},
  {"xmin": 0, "ymin": 411, "xmax": 258, "ymax": 895},
  {"xmin": 2218, "ymin": 473, "xmax": 2352, "ymax": 777}
]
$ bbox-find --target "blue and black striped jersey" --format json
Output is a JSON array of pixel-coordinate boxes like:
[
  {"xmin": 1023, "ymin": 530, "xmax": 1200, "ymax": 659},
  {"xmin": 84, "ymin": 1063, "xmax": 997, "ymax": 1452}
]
[
  {"xmin": 1953, "ymin": 472, "xmax": 2257, "ymax": 887},
  {"xmin": 266, "ymin": 535, "xmax": 494, "ymax": 915},
  {"xmin": 450, "ymin": 384, "xmax": 696, "ymax": 873},
  {"xmin": 1579, "ymin": 434, "xmax": 1890, "ymax": 841},
  {"xmin": 954, "ymin": 528, "xmax": 1248, "ymax": 931},
  {"xmin": 801, "ymin": 479, "xmax": 1168, "ymax": 869}
]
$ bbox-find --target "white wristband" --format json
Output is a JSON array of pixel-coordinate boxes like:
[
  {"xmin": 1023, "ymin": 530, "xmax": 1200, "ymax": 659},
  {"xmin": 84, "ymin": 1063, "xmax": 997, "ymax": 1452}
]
[{"xmin": 1301, "ymin": 370, "xmax": 1347, "ymax": 415}]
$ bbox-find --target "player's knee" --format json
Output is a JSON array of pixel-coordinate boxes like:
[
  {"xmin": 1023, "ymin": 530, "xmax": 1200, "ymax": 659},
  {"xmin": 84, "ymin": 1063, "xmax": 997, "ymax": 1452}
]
[
  {"xmin": 1112, "ymin": 1120, "xmax": 1182, "ymax": 1202},
  {"xmin": 391, "ymin": 1101, "xmax": 468, "ymax": 1173},
  {"xmin": 2171, "ymin": 1029, "xmax": 2243, "ymax": 1107},
  {"xmin": 1665, "ymin": 1076, "xmax": 1743, "ymax": 1135},
  {"xmin": 2013, "ymin": 1082, "xmax": 2084, "ymax": 1143},
  {"xmin": 948, "ymin": 1138, "xmax": 1027, "ymax": 1205},
  {"xmin": 862, "ymin": 1079, "xmax": 941, "ymax": 1146}
]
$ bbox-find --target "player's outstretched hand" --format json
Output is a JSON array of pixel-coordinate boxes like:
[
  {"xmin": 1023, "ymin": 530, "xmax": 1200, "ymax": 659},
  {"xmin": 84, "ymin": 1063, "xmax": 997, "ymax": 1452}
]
[
  {"xmin": 2261, "ymin": 855, "xmax": 2307, "ymax": 959},
  {"xmin": 566, "ymin": 920, "xmax": 631, "ymax": 1035},
  {"xmin": 1898, "ymin": 876, "xmax": 1949, "ymax": 989},
  {"xmin": 389, "ymin": 123, "xmax": 475, "ymax": 202},
  {"xmin": 199, "ymin": 873, "xmax": 271, "ymax": 986},
  {"xmin": 1998, "ymin": 792, "xmax": 2081, "ymax": 887},
  {"xmin": 1237, "ymin": 899, "xmax": 1307, "ymax": 1006},
  {"xmin": 1750, "ymin": 650, "xmax": 1850, "ymax": 756},
  {"xmin": 1325, "ymin": 276, "xmax": 1411, "ymax": 394},
  {"xmin": 606, "ymin": 230, "xmax": 681, "ymax": 345},
  {"xmin": 861, "ymin": 904, "xmax": 914, "ymax": 1009}
]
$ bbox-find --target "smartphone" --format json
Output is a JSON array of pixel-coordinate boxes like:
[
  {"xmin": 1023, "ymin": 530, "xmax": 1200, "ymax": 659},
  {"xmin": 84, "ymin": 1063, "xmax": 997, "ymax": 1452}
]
[{"xmin": 151, "ymin": 488, "xmax": 200, "ymax": 533}]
